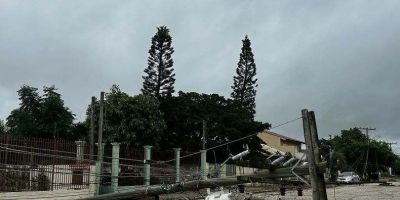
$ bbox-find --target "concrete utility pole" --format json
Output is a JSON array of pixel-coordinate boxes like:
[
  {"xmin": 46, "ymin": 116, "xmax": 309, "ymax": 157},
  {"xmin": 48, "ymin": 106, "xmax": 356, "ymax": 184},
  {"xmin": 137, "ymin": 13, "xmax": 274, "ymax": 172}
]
[
  {"xmin": 95, "ymin": 92, "xmax": 105, "ymax": 195},
  {"xmin": 202, "ymin": 120, "xmax": 207, "ymax": 150},
  {"xmin": 308, "ymin": 111, "xmax": 328, "ymax": 200},
  {"xmin": 97, "ymin": 92, "xmax": 105, "ymax": 162},
  {"xmin": 90, "ymin": 96, "xmax": 96, "ymax": 162},
  {"xmin": 302, "ymin": 110, "xmax": 318, "ymax": 200},
  {"xmin": 302, "ymin": 109, "xmax": 327, "ymax": 200},
  {"xmin": 359, "ymin": 127, "xmax": 376, "ymax": 179},
  {"xmin": 83, "ymin": 162, "xmax": 327, "ymax": 200}
]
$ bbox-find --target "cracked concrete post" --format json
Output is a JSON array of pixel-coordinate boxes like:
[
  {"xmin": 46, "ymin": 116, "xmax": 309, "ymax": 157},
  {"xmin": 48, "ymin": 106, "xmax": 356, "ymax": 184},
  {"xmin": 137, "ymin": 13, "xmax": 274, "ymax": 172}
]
[
  {"xmin": 111, "ymin": 142, "xmax": 120, "ymax": 192},
  {"xmin": 144, "ymin": 145, "xmax": 152, "ymax": 186},
  {"xmin": 173, "ymin": 148, "xmax": 181, "ymax": 183}
]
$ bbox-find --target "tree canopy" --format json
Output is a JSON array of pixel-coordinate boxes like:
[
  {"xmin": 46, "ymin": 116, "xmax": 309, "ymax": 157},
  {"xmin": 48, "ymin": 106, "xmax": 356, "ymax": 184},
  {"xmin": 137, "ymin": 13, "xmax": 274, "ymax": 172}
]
[
  {"xmin": 86, "ymin": 85, "xmax": 166, "ymax": 147},
  {"xmin": 0, "ymin": 120, "xmax": 5, "ymax": 134},
  {"xmin": 320, "ymin": 128, "xmax": 399, "ymax": 180},
  {"xmin": 160, "ymin": 91, "xmax": 269, "ymax": 163},
  {"xmin": 2, "ymin": 28, "xmax": 272, "ymax": 166},
  {"xmin": 6, "ymin": 85, "xmax": 75, "ymax": 139},
  {"xmin": 142, "ymin": 26, "xmax": 175, "ymax": 98}
]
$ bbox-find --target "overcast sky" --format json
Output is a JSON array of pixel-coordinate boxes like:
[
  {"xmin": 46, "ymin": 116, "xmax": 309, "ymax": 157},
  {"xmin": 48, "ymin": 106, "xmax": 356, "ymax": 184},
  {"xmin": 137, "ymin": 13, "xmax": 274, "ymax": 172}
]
[{"xmin": 1, "ymin": 1, "xmax": 400, "ymax": 151}]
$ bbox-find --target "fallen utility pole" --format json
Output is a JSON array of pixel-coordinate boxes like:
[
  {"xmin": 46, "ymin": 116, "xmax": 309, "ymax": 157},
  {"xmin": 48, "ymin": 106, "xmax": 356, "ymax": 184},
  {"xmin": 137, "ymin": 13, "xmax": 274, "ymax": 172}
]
[
  {"xmin": 238, "ymin": 162, "xmax": 326, "ymax": 181},
  {"xmin": 83, "ymin": 177, "xmax": 245, "ymax": 200},
  {"xmin": 84, "ymin": 162, "xmax": 326, "ymax": 200},
  {"xmin": 85, "ymin": 109, "xmax": 328, "ymax": 199}
]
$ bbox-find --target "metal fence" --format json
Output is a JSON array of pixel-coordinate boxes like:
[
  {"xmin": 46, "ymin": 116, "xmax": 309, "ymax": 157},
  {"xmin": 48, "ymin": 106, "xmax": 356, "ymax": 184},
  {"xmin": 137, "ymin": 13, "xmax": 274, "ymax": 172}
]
[
  {"xmin": 0, "ymin": 135, "xmax": 202, "ymax": 192},
  {"xmin": 0, "ymin": 135, "xmax": 89, "ymax": 192}
]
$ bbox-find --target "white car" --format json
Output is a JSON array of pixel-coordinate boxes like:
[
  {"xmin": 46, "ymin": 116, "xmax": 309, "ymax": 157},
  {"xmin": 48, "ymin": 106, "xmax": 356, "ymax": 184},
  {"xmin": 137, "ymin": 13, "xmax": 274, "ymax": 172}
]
[{"xmin": 337, "ymin": 172, "xmax": 361, "ymax": 183}]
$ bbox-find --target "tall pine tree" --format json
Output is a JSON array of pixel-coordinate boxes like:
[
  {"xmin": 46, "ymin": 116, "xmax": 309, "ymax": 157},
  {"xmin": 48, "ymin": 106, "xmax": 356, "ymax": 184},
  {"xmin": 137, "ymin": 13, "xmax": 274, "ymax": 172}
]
[
  {"xmin": 142, "ymin": 26, "xmax": 175, "ymax": 98},
  {"xmin": 231, "ymin": 35, "xmax": 258, "ymax": 116}
]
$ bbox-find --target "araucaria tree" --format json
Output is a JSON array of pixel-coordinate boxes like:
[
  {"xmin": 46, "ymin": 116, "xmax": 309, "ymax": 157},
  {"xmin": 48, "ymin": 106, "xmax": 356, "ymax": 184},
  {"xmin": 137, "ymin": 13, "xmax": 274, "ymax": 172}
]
[
  {"xmin": 142, "ymin": 26, "xmax": 175, "ymax": 98},
  {"xmin": 231, "ymin": 35, "xmax": 258, "ymax": 116}
]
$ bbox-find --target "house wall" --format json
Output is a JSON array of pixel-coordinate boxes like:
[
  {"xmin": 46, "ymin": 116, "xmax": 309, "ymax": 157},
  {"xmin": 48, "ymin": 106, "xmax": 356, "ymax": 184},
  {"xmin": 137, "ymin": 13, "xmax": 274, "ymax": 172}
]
[{"xmin": 258, "ymin": 133, "xmax": 300, "ymax": 155}]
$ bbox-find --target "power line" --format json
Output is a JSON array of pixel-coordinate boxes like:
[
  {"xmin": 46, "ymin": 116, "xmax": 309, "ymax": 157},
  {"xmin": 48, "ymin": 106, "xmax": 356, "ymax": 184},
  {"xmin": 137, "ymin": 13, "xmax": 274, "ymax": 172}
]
[{"xmin": 157, "ymin": 116, "xmax": 302, "ymax": 164}]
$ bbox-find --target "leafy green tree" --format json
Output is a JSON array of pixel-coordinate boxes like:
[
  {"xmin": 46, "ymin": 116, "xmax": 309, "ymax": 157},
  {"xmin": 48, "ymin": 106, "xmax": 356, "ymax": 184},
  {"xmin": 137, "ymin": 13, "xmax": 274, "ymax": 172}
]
[
  {"xmin": 393, "ymin": 157, "xmax": 400, "ymax": 175},
  {"xmin": 71, "ymin": 122, "xmax": 88, "ymax": 141},
  {"xmin": 86, "ymin": 85, "xmax": 166, "ymax": 147},
  {"xmin": 7, "ymin": 85, "xmax": 41, "ymax": 136},
  {"xmin": 0, "ymin": 119, "xmax": 6, "ymax": 134},
  {"xmin": 38, "ymin": 86, "xmax": 74, "ymax": 138},
  {"xmin": 320, "ymin": 128, "xmax": 398, "ymax": 180},
  {"xmin": 231, "ymin": 35, "xmax": 258, "ymax": 116},
  {"xmin": 160, "ymin": 91, "xmax": 269, "ymax": 162},
  {"xmin": 6, "ymin": 85, "xmax": 75, "ymax": 139},
  {"xmin": 142, "ymin": 26, "xmax": 175, "ymax": 98}
]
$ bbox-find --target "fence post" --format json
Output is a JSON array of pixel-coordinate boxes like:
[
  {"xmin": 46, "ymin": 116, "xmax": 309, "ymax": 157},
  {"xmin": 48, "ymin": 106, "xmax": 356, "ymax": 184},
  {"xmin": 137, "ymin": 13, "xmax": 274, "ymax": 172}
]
[
  {"xmin": 111, "ymin": 143, "xmax": 120, "ymax": 192},
  {"xmin": 75, "ymin": 141, "xmax": 86, "ymax": 163},
  {"xmin": 173, "ymin": 148, "xmax": 181, "ymax": 183},
  {"xmin": 200, "ymin": 150, "xmax": 208, "ymax": 180},
  {"xmin": 95, "ymin": 142, "xmax": 105, "ymax": 195},
  {"xmin": 144, "ymin": 145, "xmax": 152, "ymax": 186}
]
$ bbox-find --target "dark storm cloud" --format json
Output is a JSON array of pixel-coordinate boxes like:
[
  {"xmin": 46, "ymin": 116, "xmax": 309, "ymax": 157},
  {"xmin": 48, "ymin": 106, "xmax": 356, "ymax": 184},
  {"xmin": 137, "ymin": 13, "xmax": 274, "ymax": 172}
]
[{"xmin": 1, "ymin": 1, "xmax": 400, "ymax": 150}]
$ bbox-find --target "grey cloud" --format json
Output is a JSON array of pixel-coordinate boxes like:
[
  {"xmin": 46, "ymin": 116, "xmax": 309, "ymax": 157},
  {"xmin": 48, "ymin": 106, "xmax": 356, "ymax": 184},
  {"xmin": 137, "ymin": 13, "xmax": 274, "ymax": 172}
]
[{"xmin": 1, "ymin": 0, "xmax": 400, "ymax": 150}]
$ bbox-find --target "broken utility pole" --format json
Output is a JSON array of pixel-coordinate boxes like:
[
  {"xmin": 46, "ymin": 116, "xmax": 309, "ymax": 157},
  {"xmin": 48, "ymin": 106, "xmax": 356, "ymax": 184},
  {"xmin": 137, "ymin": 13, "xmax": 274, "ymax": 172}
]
[
  {"xmin": 86, "ymin": 109, "xmax": 328, "ymax": 199},
  {"xmin": 308, "ymin": 111, "xmax": 328, "ymax": 200},
  {"xmin": 302, "ymin": 109, "xmax": 327, "ymax": 200},
  {"xmin": 84, "ymin": 162, "xmax": 327, "ymax": 200}
]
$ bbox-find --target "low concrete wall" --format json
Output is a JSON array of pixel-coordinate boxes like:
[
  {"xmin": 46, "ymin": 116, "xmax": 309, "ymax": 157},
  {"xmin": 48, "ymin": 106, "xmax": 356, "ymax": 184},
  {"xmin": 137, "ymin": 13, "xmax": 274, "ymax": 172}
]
[{"xmin": 0, "ymin": 189, "xmax": 91, "ymax": 200}]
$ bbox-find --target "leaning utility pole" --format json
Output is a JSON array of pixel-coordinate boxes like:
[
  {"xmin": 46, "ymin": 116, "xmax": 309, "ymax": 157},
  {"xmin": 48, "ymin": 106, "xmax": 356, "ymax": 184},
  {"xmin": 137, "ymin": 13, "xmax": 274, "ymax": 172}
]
[{"xmin": 359, "ymin": 127, "xmax": 376, "ymax": 179}]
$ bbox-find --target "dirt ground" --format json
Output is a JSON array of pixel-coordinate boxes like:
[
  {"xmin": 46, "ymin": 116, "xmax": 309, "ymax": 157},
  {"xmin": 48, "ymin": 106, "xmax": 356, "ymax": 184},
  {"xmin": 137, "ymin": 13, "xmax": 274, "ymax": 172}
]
[
  {"xmin": 160, "ymin": 182, "xmax": 400, "ymax": 200},
  {"xmin": 252, "ymin": 182, "xmax": 400, "ymax": 200}
]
